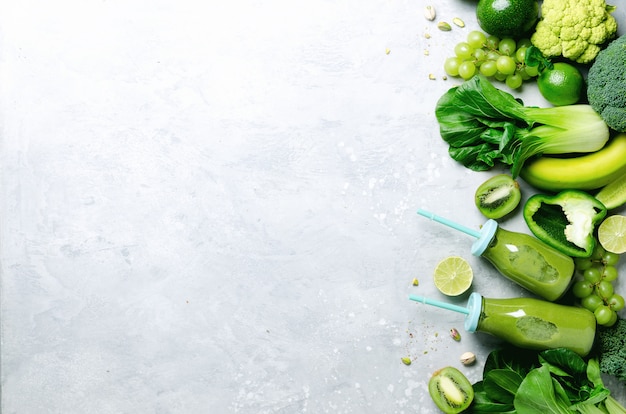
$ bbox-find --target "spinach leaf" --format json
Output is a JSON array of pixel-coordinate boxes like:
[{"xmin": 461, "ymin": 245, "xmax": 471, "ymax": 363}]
[
  {"xmin": 514, "ymin": 365, "xmax": 574, "ymax": 413},
  {"xmin": 540, "ymin": 349, "xmax": 588, "ymax": 377},
  {"xmin": 470, "ymin": 382, "xmax": 516, "ymax": 413},
  {"xmin": 483, "ymin": 347, "xmax": 538, "ymax": 378},
  {"xmin": 484, "ymin": 369, "xmax": 524, "ymax": 404}
]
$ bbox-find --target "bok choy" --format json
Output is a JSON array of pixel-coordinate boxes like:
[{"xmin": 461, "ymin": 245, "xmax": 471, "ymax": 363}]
[{"xmin": 435, "ymin": 76, "xmax": 610, "ymax": 177}]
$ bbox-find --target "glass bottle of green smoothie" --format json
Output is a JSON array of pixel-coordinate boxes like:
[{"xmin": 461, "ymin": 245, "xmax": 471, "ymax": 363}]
[
  {"xmin": 410, "ymin": 293, "xmax": 597, "ymax": 357},
  {"xmin": 418, "ymin": 209, "xmax": 575, "ymax": 301}
]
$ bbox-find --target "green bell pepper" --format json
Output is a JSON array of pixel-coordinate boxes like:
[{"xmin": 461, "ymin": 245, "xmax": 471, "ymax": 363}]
[{"xmin": 523, "ymin": 190, "xmax": 607, "ymax": 258}]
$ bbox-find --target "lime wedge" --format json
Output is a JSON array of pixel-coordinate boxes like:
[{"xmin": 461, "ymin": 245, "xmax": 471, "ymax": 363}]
[
  {"xmin": 598, "ymin": 215, "xmax": 626, "ymax": 254},
  {"xmin": 433, "ymin": 256, "xmax": 473, "ymax": 296},
  {"xmin": 595, "ymin": 170, "xmax": 626, "ymax": 210}
]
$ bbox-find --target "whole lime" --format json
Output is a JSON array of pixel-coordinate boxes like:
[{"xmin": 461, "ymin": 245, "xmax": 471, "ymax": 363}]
[
  {"xmin": 476, "ymin": 0, "xmax": 539, "ymax": 38},
  {"xmin": 537, "ymin": 62, "xmax": 584, "ymax": 106}
]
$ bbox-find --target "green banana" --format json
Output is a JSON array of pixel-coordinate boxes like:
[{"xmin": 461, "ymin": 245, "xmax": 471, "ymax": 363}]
[{"xmin": 520, "ymin": 133, "xmax": 626, "ymax": 191}]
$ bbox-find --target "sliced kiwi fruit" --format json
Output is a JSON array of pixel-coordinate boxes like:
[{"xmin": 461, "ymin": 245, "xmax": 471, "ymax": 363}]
[
  {"xmin": 475, "ymin": 174, "xmax": 521, "ymax": 219},
  {"xmin": 428, "ymin": 366, "xmax": 474, "ymax": 413}
]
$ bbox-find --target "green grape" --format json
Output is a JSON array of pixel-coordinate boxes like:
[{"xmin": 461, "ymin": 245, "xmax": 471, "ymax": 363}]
[
  {"xmin": 494, "ymin": 71, "xmax": 507, "ymax": 81},
  {"xmin": 594, "ymin": 305, "xmax": 616, "ymax": 326},
  {"xmin": 517, "ymin": 67, "xmax": 531, "ymax": 80},
  {"xmin": 479, "ymin": 60, "xmax": 498, "ymax": 77},
  {"xmin": 498, "ymin": 38, "xmax": 516, "ymax": 56},
  {"xmin": 454, "ymin": 42, "xmax": 474, "ymax": 60},
  {"xmin": 581, "ymin": 294, "xmax": 604, "ymax": 312},
  {"xmin": 602, "ymin": 251, "xmax": 620, "ymax": 266},
  {"xmin": 607, "ymin": 294, "xmax": 625, "ymax": 311},
  {"xmin": 472, "ymin": 48, "xmax": 487, "ymax": 64},
  {"xmin": 583, "ymin": 266, "xmax": 602, "ymax": 284},
  {"xmin": 486, "ymin": 51, "xmax": 500, "ymax": 61},
  {"xmin": 572, "ymin": 280, "xmax": 594, "ymax": 298},
  {"xmin": 517, "ymin": 38, "xmax": 532, "ymax": 49},
  {"xmin": 524, "ymin": 64, "xmax": 539, "ymax": 77},
  {"xmin": 575, "ymin": 257, "xmax": 594, "ymax": 271},
  {"xmin": 604, "ymin": 310, "xmax": 618, "ymax": 327},
  {"xmin": 505, "ymin": 73, "xmax": 523, "ymax": 89},
  {"xmin": 496, "ymin": 56, "xmax": 516, "ymax": 75},
  {"xmin": 444, "ymin": 57, "xmax": 462, "ymax": 77},
  {"xmin": 515, "ymin": 47, "xmax": 527, "ymax": 63},
  {"xmin": 458, "ymin": 61, "xmax": 476, "ymax": 80},
  {"xmin": 597, "ymin": 280, "xmax": 614, "ymax": 298},
  {"xmin": 591, "ymin": 243, "xmax": 606, "ymax": 260},
  {"xmin": 602, "ymin": 265, "xmax": 618, "ymax": 282},
  {"xmin": 467, "ymin": 30, "xmax": 487, "ymax": 49},
  {"xmin": 485, "ymin": 35, "xmax": 500, "ymax": 50}
]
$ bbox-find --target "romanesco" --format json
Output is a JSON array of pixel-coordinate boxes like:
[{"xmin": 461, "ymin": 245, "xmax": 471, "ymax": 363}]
[{"xmin": 530, "ymin": 0, "xmax": 618, "ymax": 64}]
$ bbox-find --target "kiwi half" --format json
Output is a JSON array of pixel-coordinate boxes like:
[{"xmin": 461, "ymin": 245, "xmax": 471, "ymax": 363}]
[
  {"xmin": 475, "ymin": 174, "xmax": 521, "ymax": 219},
  {"xmin": 428, "ymin": 366, "xmax": 474, "ymax": 414}
]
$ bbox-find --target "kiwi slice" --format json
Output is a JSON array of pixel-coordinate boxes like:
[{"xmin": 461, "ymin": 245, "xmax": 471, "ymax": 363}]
[
  {"xmin": 428, "ymin": 366, "xmax": 474, "ymax": 414},
  {"xmin": 475, "ymin": 174, "xmax": 521, "ymax": 219}
]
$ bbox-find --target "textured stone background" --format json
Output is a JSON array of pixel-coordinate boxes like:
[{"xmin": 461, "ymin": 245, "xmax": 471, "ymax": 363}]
[{"xmin": 1, "ymin": 1, "xmax": 624, "ymax": 412}]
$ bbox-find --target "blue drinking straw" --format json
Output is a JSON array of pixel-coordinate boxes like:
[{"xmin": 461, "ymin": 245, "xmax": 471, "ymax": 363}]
[
  {"xmin": 409, "ymin": 294, "xmax": 470, "ymax": 314},
  {"xmin": 417, "ymin": 208, "xmax": 481, "ymax": 238}
]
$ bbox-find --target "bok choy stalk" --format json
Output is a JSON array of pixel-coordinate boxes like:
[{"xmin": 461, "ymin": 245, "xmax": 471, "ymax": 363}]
[{"xmin": 435, "ymin": 76, "xmax": 610, "ymax": 177}]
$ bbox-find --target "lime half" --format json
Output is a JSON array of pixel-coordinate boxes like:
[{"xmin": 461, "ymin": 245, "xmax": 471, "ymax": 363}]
[
  {"xmin": 433, "ymin": 256, "xmax": 473, "ymax": 296},
  {"xmin": 598, "ymin": 215, "xmax": 626, "ymax": 254}
]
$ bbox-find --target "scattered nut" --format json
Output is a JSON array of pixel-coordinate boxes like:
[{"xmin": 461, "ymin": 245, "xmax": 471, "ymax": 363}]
[
  {"xmin": 424, "ymin": 6, "xmax": 436, "ymax": 21},
  {"xmin": 453, "ymin": 17, "xmax": 465, "ymax": 28},
  {"xmin": 460, "ymin": 351, "xmax": 476, "ymax": 366},
  {"xmin": 412, "ymin": 278, "xmax": 419, "ymax": 286},
  {"xmin": 450, "ymin": 328, "xmax": 461, "ymax": 341},
  {"xmin": 401, "ymin": 357, "xmax": 412, "ymax": 365},
  {"xmin": 437, "ymin": 21, "xmax": 452, "ymax": 32}
]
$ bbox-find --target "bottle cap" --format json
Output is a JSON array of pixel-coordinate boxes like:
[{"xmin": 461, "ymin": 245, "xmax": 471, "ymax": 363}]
[
  {"xmin": 470, "ymin": 219, "xmax": 498, "ymax": 257},
  {"xmin": 464, "ymin": 292, "xmax": 483, "ymax": 332}
]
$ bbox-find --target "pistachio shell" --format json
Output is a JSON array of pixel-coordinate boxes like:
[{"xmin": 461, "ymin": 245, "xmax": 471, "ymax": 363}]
[{"xmin": 424, "ymin": 6, "xmax": 436, "ymax": 21}]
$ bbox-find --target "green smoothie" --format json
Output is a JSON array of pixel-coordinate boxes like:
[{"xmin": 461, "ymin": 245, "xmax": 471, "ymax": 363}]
[
  {"xmin": 478, "ymin": 296, "xmax": 596, "ymax": 356},
  {"xmin": 479, "ymin": 226, "xmax": 575, "ymax": 301}
]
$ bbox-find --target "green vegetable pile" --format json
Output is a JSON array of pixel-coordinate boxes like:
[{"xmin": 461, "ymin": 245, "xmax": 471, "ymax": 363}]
[{"xmin": 469, "ymin": 346, "xmax": 626, "ymax": 413}]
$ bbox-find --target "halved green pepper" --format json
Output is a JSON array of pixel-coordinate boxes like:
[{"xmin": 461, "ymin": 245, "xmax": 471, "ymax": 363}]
[{"xmin": 523, "ymin": 190, "xmax": 607, "ymax": 258}]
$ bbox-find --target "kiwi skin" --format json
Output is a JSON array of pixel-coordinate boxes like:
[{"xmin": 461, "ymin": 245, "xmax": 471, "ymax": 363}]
[
  {"xmin": 428, "ymin": 366, "xmax": 474, "ymax": 414},
  {"xmin": 475, "ymin": 174, "xmax": 521, "ymax": 219}
]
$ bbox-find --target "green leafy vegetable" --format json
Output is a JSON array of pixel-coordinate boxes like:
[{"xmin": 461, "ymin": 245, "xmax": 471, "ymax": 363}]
[
  {"xmin": 434, "ymin": 76, "xmax": 610, "ymax": 177},
  {"xmin": 467, "ymin": 346, "xmax": 626, "ymax": 414}
]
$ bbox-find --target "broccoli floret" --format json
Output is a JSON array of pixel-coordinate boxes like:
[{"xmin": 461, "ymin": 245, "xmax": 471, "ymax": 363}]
[
  {"xmin": 587, "ymin": 34, "xmax": 626, "ymax": 132},
  {"xmin": 595, "ymin": 317, "xmax": 626, "ymax": 384},
  {"xmin": 530, "ymin": 0, "xmax": 618, "ymax": 63}
]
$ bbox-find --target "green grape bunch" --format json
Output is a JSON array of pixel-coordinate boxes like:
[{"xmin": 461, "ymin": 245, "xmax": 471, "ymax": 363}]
[
  {"xmin": 443, "ymin": 30, "xmax": 539, "ymax": 89},
  {"xmin": 572, "ymin": 242, "xmax": 624, "ymax": 327}
]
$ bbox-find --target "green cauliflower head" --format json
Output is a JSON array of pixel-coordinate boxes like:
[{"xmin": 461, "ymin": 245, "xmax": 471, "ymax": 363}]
[{"xmin": 530, "ymin": 0, "xmax": 617, "ymax": 63}]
